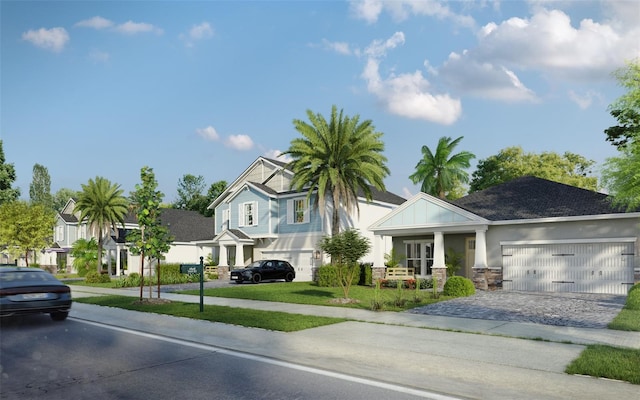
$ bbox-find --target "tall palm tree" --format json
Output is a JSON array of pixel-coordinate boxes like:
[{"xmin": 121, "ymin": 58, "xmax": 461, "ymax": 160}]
[
  {"xmin": 75, "ymin": 177, "xmax": 128, "ymax": 273},
  {"xmin": 283, "ymin": 105, "xmax": 390, "ymax": 237},
  {"xmin": 409, "ymin": 136, "xmax": 475, "ymax": 199}
]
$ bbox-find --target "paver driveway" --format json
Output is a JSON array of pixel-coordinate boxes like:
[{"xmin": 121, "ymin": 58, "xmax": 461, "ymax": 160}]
[{"xmin": 409, "ymin": 290, "xmax": 626, "ymax": 328}]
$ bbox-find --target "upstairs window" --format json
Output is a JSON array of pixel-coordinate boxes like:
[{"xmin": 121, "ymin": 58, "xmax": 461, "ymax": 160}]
[
  {"xmin": 222, "ymin": 208, "xmax": 230, "ymax": 229},
  {"xmin": 287, "ymin": 198, "xmax": 309, "ymax": 224},
  {"xmin": 56, "ymin": 225, "xmax": 64, "ymax": 242},
  {"xmin": 238, "ymin": 201, "xmax": 258, "ymax": 227}
]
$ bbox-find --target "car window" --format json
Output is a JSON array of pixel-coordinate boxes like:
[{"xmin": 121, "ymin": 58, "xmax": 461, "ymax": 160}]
[
  {"xmin": 264, "ymin": 261, "xmax": 273, "ymax": 268},
  {"xmin": 0, "ymin": 270, "xmax": 57, "ymax": 283}
]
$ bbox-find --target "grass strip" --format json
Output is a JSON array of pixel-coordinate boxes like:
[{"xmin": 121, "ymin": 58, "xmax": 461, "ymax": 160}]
[
  {"xmin": 608, "ymin": 308, "xmax": 640, "ymax": 331},
  {"xmin": 74, "ymin": 295, "xmax": 347, "ymax": 332},
  {"xmin": 179, "ymin": 281, "xmax": 451, "ymax": 311},
  {"xmin": 565, "ymin": 344, "xmax": 640, "ymax": 384}
]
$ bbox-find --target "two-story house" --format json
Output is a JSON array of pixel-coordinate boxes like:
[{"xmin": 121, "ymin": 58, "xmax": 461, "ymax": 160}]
[
  {"xmin": 44, "ymin": 199, "xmax": 214, "ymax": 275},
  {"xmin": 206, "ymin": 157, "xmax": 406, "ymax": 281}
]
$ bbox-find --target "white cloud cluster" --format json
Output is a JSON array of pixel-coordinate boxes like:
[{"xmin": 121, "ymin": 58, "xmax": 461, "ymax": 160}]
[
  {"xmin": 74, "ymin": 16, "xmax": 113, "ymax": 30},
  {"xmin": 180, "ymin": 22, "xmax": 214, "ymax": 47},
  {"xmin": 263, "ymin": 149, "xmax": 292, "ymax": 163},
  {"xmin": 350, "ymin": 0, "xmax": 474, "ymax": 28},
  {"xmin": 75, "ymin": 16, "xmax": 163, "ymax": 35},
  {"xmin": 196, "ymin": 126, "xmax": 254, "ymax": 151},
  {"xmin": 22, "ymin": 27, "xmax": 69, "ymax": 52},
  {"xmin": 361, "ymin": 32, "xmax": 462, "ymax": 125}
]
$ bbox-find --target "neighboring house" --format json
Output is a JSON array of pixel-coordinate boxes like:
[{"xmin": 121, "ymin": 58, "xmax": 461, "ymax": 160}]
[
  {"xmin": 204, "ymin": 156, "xmax": 406, "ymax": 281},
  {"xmin": 45, "ymin": 199, "xmax": 214, "ymax": 275},
  {"xmin": 369, "ymin": 176, "xmax": 640, "ymax": 295}
]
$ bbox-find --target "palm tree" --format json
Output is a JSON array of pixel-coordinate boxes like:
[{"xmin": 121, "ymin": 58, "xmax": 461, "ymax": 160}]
[
  {"xmin": 409, "ymin": 136, "xmax": 475, "ymax": 199},
  {"xmin": 75, "ymin": 177, "xmax": 128, "ymax": 273},
  {"xmin": 283, "ymin": 105, "xmax": 390, "ymax": 236}
]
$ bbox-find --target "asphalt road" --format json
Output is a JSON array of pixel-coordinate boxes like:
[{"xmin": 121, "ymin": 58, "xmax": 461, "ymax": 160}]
[{"xmin": 0, "ymin": 315, "xmax": 450, "ymax": 400}]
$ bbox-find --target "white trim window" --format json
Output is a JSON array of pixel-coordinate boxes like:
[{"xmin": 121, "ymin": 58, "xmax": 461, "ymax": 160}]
[
  {"xmin": 56, "ymin": 225, "xmax": 64, "ymax": 242},
  {"xmin": 222, "ymin": 208, "xmax": 230, "ymax": 229},
  {"xmin": 238, "ymin": 201, "xmax": 258, "ymax": 227},
  {"xmin": 405, "ymin": 240, "xmax": 434, "ymax": 276},
  {"xmin": 287, "ymin": 198, "xmax": 309, "ymax": 224}
]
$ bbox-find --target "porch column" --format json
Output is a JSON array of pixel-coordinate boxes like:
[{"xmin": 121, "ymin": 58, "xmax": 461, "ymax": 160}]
[
  {"xmin": 473, "ymin": 229, "xmax": 488, "ymax": 269},
  {"xmin": 115, "ymin": 245, "xmax": 121, "ymax": 276},
  {"xmin": 433, "ymin": 231, "xmax": 446, "ymax": 269},
  {"xmin": 373, "ymin": 235, "xmax": 385, "ymax": 268},
  {"xmin": 235, "ymin": 244, "xmax": 244, "ymax": 267},
  {"xmin": 219, "ymin": 244, "xmax": 228, "ymax": 266}
]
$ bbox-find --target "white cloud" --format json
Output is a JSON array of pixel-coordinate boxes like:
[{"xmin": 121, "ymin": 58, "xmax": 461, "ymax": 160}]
[
  {"xmin": 115, "ymin": 21, "xmax": 163, "ymax": 35},
  {"xmin": 225, "ymin": 134, "xmax": 254, "ymax": 151},
  {"xmin": 189, "ymin": 22, "xmax": 214, "ymax": 40},
  {"xmin": 568, "ymin": 89, "xmax": 602, "ymax": 109},
  {"xmin": 75, "ymin": 16, "xmax": 114, "ymax": 30},
  {"xmin": 474, "ymin": 8, "xmax": 638, "ymax": 80},
  {"xmin": 180, "ymin": 22, "xmax": 214, "ymax": 47},
  {"xmin": 196, "ymin": 126, "xmax": 220, "ymax": 141},
  {"xmin": 322, "ymin": 39, "xmax": 352, "ymax": 55},
  {"xmin": 89, "ymin": 49, "xmax": 110, "ymax": 63},
  {"xmin": 22, "ymin": 27, "xmax": 69, "ymax": 53},
  {"xmin": 350, "ymin": 0, "xmax": 475, "ymax": 28},
  {"xmin": 264, "ymin": 149, "xmax": 291, "ymax": 163},
  {"xmin": 361, "ymin": 33, "xmax": 462, "ymax": 125}
]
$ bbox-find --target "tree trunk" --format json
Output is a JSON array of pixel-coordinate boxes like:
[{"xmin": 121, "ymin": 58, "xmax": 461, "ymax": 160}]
[
  {"xmin": 139, "ymin": 250, "xmax": 144, "ymax": 301},
  {"xmin": 157, "ymin": 259, "xmax": 161, "ymax": 299}
]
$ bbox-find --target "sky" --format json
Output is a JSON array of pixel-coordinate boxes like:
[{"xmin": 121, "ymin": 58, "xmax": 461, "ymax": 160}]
[{"xmin": 2, "ymin": 0, "xmax": 639, "ymax": 204}]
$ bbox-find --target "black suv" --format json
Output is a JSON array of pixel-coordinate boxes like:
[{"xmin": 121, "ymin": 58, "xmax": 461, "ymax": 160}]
[{"xmin": 230, "ymin": 260, "xmax": 296, "ymax": 284}]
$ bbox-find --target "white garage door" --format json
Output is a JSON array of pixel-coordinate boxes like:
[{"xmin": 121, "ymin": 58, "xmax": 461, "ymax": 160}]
[
  {"xmin": 260, "ymin": 251, "xmax": 314, "ymax": 282},
  {"xmin": 502, "ymin": 241, "xmax": 635, "ymax": 295}
]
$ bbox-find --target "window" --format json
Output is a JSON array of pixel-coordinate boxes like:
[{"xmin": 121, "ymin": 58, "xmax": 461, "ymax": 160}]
[
  {"xmin": 56, "ymin": 226, "xmax": 64, "ymax": 242},
  {"xmin": 287, "ymin": 198, "xmax": 309, "ymax": 224},
  {"xmin": 239, "ymin": 202, "xmax": 258, "ymax": 227},
  {"xmin": 222, "ymin": 209, "xmax": 230, "ymax": 229},
  {"xmin": 405, "ymin": 241, "xmax": 434, "ymax": 276}
]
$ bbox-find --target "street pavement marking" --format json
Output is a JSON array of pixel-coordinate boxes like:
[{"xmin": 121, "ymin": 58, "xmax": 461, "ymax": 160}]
[{"xmin": 73, "ymin": 317, "xmax": 462, "ymax": 400}]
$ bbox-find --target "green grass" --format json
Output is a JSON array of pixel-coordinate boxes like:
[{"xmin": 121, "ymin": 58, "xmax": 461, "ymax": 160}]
[
  {"xmin": 74, "ymin": 295, "xmax": 346, "ymax": 332},
  {"xmin": 608, "ymin": 308, "xmax": 640, "ymax": 331},
  {"xmin": 178, "ymin": 281, "xmax": 452, "ymax": 311},
  {"xmin": 566, "ymin": 344, "xmax": 640, "ymax": 384}
]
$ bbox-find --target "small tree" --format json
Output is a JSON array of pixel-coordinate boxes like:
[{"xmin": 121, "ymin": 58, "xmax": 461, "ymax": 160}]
[
  {"xmin": 0, "ymin": 201, "xmax": 56, "ymax": 265},
  {"xmin": 319, "ymin": 229, "xmax": 370, "ymax": 299},
  {"xmin": 29, "ymin": 163, "xmax": 53, "ymax": 210},
  {"xmin": 0, "ymin": 140, "xmax": 20, "ymax": 205},
  {"xmin": 71, "ymin": 238, "xmax": 98, "ymax": 277},
  {"xmin": 128, "ymin": 167, "xmax": 173, "ymax": 300}
]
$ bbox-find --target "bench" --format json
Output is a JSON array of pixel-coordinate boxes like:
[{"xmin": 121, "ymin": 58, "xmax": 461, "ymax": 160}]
[
  {"xmin": 384, "ymin": 267, "xmax": 415, "ymax": 281},
  {"xmin": 204, "ymin": 266, "xmax": 218, "ymax": 275}
]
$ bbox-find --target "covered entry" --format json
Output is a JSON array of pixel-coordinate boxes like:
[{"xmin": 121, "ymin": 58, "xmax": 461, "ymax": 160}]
[{"xmin": 502, "ymin": 239, "xmax": 635, "ymax": 295}]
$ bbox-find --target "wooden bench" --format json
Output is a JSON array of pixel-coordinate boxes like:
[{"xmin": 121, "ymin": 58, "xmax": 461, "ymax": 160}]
[
  {"xmin": 384, "ymin": 267, "xmax": 415, "ymax": 281},
  {"xmin": 204, "ymin": 266, "xmax": 218, "ymax": 275}
]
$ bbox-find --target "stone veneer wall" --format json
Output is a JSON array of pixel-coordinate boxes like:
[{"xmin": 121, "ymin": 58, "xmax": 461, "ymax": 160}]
[{"xmin": 472, "ymin": 267, "xmax": 502, "ymax": 290}]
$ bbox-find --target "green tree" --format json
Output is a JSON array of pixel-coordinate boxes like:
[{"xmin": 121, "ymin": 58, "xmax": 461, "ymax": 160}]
[
  {"xmin": 200, "ymin": 180, "xmax": 228, "ymax": 217},
  {"xmin": 52, "ymin": 188, "xmax": 81, "ymax": 211},
  {"xmin": 469, "ymin": 147, "xmax": 597, "ymax": 192},
  {"xmin": 604, "ymin": 59, "xmax": 640, "ymax": 149},
  {"xmin": 0, "ymin": 201, "xmax": 56, "ymax": 266},
  {"xmin": 76, "ymin": 177, "xmax": 128, "ymax": 273},
  {"xmin": 70, "ymin": 238, "xmax": 98, "ymax": 277},
  {"xmin": 0, "ymin": 140, "xmax": 20, "ymax": 204},
  {"xmin": 319, "ymin": 229, "xmax": 370, "ymax": 299},
  {"xmin": 29, "ymin": 163, "xmax": 53, "ymax": 210},
  {"xmin": 128, "ymin": 167, "xmax": 173, "ymax": 299},
  {"xmin": 601, "ymin": 141, "xmax": 640, "ymax": 211},
  {"xmin": 174, "ymin": 174, "xmax": 206, "ymax": 210},
  {"xmin": 283, "ymin": 105, "xmax": 390, "ymax": 236},
  {"xmin": 409, "ymin": 136, "xmax": 475, "ymax": 199}
]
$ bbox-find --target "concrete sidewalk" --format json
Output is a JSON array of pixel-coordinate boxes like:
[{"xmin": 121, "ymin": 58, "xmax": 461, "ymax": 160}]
[{"xmin": 70, "ymin": 285, "xmax": 640, "ymax": 349}]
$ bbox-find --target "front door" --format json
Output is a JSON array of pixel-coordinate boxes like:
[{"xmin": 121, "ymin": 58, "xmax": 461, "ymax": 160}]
[{"xmin": 465, "ymin": 238, "xmax": 476, "ymax": 279}]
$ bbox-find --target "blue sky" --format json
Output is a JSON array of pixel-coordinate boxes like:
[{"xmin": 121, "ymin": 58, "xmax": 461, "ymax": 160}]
[{"xmin": 2, "ymin": 1, "xmax": 639, "ymax": 203}]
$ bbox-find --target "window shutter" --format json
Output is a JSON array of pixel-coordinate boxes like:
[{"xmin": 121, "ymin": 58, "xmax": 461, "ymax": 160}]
[
  {"xmin": 238, "ymin": 204, "xmax": 244, "ymax": 227},
  {"xmin": 286, "ymin": 199, "xmax": 293, "ymax": 224}
]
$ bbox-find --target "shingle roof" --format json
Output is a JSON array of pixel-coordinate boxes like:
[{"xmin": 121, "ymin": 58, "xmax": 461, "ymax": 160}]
[
  {"xmin": 451, "ymin": 176, "xmax": 630, "ymax": 221},
  {"xmin": 158, "ymin": 208, "xmax": 214, "ymax": 242}
]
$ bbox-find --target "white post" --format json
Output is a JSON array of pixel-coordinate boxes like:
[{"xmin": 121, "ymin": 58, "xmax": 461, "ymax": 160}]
[
  {"xmin": 235, "ymin": 244, "xmax": 244, "ymax": 267},
  {"xmin": 473, "ymin": 229, "xmax": 488, "ymax": 269},
  {"xmin": 433, "ymin": 232, "xmax": 446, "ymax": 269},
  {"xmin": 219, "ymin": 244, "xmax": 228, "ymax": 266}
]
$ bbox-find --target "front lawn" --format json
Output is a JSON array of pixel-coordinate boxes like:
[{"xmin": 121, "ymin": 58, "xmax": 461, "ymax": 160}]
[
  {"xmin": 566, "ymin": 344, "xmax": 640, "ymax": 384},
  {"xmin": 74, "ymin": 295, "xmax": 347, "ymax": 332},
  {"xmin": 179, "ymin": 281, "xmax": 452, "ymax": 311}
]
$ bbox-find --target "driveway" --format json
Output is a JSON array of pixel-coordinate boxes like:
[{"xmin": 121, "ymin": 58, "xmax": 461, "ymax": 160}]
[{"xmin": 409, "ymin": 290, "xmax": 626, "ymax": 329}]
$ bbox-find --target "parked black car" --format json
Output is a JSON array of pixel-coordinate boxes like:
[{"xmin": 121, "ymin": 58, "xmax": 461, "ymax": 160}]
[
  {"xmin": 230, "ymin": 260, "xmax": 295, "ymax": 284},
  {"xmin": 0, "ymin": 267, "xmax": 72, "ymax": 321}
]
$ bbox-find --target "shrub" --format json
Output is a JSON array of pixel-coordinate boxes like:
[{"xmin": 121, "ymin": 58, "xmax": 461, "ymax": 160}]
[
  {"xmin": 359, "ymin": 263, "xmax": 372, "ymax": 286},
  {"xmin": 316, "ymin": 264, "xmax": 361, "ymax": 287},
  {"xmin": 443, "ymin": 276, "xmax": 475, "ymax": 297},
  {"xmin": 626, "ymin": 285, "xmax": 640, "ymax": 311},
  {"xmin": 85, "ymin": 271, "xmax": 111, "ymax": 284}
]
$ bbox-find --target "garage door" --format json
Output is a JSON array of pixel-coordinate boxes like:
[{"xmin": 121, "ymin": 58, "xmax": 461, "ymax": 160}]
[
  {"xmin": 502, "ymin": 241, "xmax": 635, "ymax": 295},
  {"xmin": 259, "ymin": 251, "xmax": 314, "ymax": 282}
]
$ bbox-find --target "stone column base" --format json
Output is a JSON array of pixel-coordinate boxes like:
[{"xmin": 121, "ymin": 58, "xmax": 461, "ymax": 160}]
[
  {"xmin": 217, "ymin": 266, "xmax": 230, "ymax": 281},
  {"xmin": 431, "ymin": 268, "xmax": 447, "ymax": 291},
  {"xmin": 472, "ymin": 267, "xmax": 502, "ymax": 290}
]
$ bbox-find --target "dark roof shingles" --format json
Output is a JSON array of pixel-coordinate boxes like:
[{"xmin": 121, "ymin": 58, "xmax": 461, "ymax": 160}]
[{"xmin": 452, "ymin": 176, "xmax": 629, "ymax": 221}]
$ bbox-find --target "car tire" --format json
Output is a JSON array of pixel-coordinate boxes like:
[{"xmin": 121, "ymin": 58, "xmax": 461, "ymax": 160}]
[
  {"xmin": 285, "ymin": 272, "xmax": 294, "ymax": 282},
  {"xmin": 50, "ymin": 311, "xmax": 68, "ymax": 321},
  {"xmin": 252, "ymin": 273, "xmax": 261, "ymax": 284}
]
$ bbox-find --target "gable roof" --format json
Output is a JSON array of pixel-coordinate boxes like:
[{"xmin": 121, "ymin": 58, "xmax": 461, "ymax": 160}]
[
  {"xmin": 157, "ymin": 208, "xmax": 214, "ymax": 242},
  {"xmin": 451, "ymin": 176, "xmax": 631, "ymax": 221}
]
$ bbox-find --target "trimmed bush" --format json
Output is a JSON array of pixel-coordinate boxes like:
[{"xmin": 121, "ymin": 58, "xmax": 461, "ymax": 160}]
[
  {"xmin": 359, "ymin": 263, "xmax": 372, "ymax": 286},
  {"xmin": 626, "ymin": 284, "xmax": 640, "ymax": 311},
  {"xmin": 443, "ymin": 276, "xmax": 475, "ymax": 297},
  {"xmin": 85, "ymin": 271, "xmax": 111, "ymax": 284},
  {"xmin": 316, "ymin": 264, "xmax": 361, "ymax": 287}
]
